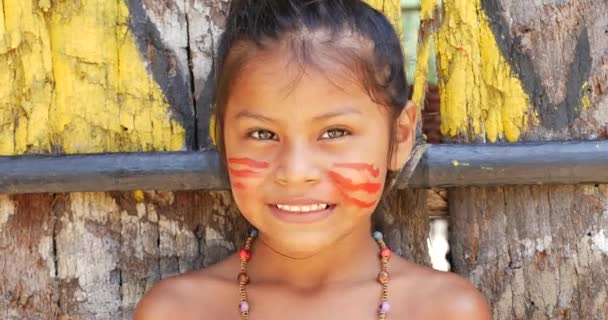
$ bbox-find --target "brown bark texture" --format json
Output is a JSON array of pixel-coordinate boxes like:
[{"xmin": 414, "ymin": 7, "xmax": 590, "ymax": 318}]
[{"xmin": 447, "ymin": 1, "xmax": 608, "ymax": 319}]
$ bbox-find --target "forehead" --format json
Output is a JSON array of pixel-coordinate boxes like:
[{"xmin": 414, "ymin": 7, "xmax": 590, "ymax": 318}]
[{"xmin": 226, "ymin": 46, "xmax": 377, "ymax": 114}]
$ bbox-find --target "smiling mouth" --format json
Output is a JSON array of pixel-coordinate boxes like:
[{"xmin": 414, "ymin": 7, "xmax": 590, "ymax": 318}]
[{"xmin": 272, "ymin": 203, "xmax": 335, "ymax": 213}]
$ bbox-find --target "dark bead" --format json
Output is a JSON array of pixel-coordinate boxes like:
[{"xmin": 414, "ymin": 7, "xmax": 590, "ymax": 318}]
[{"xmin": 238, "ymin": 272, "xmax": 249, "ymax": 285}]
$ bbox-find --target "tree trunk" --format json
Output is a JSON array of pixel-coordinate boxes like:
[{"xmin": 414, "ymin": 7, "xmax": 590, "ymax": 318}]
[
  {"xmin": 0, "ymin": 1, "xmax": 430, "ymax": 319},
  {"xmin": 434, "ymin": 0, "xmax": 608, "ymax": 318}
]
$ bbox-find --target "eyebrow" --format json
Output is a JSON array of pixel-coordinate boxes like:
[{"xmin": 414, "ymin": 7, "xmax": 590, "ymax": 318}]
[
  {"xmin": 312, "ymin": 106, "xmax": 363, "ymax": 121},
  {"xmin": 234, "ymin": 110, "xmax": 278, "ymax": 123},
  {"xmin": 233, "ymin": 105, "xmax": 362, "ymax": 123}
]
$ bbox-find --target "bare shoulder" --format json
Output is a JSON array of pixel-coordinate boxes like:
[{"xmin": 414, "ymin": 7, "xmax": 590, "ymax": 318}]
[
  {"xmin": 133, "ymin": 254, "xmax": 240, "ymax": 320},
  {"xmin": 391, "ymin": 258, "xmax": 491, "ymax": 320},
  {"xmin": 428, "ymin": 269, "xmax": 491, "ymax": 320},
  {"xmin": 132, "ymin": 274, "xmax": 191, "ymax": 320}
]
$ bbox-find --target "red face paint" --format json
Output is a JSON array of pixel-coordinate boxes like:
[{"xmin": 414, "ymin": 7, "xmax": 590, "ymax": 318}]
[
  {"xmin": 232, "ymin": 182, "xmax": 247, "ymax": 190},
  {"xmin": 228, "ymin": 158, "xmax": 270, "ymax": 169},
  {"xmin": 329, "ymin": 162, "xmax": 381, "ymax": 209},
  {"xmin": 333, "ymin": 163, "xmax": 380, "ymax": 178},
  {"xmin": 328, "ymin": 172, "xmax": 381, "ymax": 194},
  {"xmin": 229, "ymin": 168, "xmax": 262, "ymax": 178},
  {"xmin": 341, "ymin": 195, "xmax": 376, "ymax": 208},
  {"xmin": 227, "ymin": 157, "xmax": 269, "ymax": 191}
]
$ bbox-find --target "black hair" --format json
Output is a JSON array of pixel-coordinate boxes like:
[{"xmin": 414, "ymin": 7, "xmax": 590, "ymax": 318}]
[{"xmin": 212, "ymin": 0, "xmax": 411, "ymax": 170}]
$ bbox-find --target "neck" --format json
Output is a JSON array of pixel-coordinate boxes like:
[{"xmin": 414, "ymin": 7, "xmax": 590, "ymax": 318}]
[{"xmin": 246, "ymin": 224, "xmax": 382, "ymax": 290}]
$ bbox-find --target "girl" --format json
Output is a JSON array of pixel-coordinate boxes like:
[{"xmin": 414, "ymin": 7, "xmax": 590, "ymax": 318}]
[{"xmin": 135, "ymin": 1, "xmax": 491, "ymax": 319}]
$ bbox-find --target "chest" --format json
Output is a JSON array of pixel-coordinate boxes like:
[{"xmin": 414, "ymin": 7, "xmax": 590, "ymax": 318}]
[
  {"xmin": 197, "ymin": 285, "xmax": 435, "ymax": 320},
  {"xmin": 205, "ymin": 304, "xmax": 431, "ymax": 320}
]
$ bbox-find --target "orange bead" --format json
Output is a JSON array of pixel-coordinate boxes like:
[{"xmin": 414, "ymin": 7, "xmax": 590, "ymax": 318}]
[
  {"xmin": 377, "ymin": 271, "xmax": 389, "ymax": 284},
  {"xmin": 380, "ymin": 248, "xmax": 392, "ymax": 260}
]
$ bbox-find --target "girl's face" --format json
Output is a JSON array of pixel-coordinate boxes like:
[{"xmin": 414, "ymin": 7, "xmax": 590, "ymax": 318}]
[{"xmin": 223, "ymin": 48, "xmax": 414, "ymax": 257}]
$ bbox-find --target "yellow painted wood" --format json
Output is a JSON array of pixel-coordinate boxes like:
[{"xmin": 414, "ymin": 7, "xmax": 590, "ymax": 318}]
[
  {"xmin": 411, "ymin": 0, "xmax": 438, "ymax": 110},
  {"xmin": 0, "ymin": 0, "xmax": 186, "ymax": 155},
  {"xmin": 581, "ymin": 82, "xmax": 591, "ymax": 111},
  {"xmin": 419, "ymin": 0, "xmax": 438, "ymax": 20},
  {"xmin": 412, "ymin": 38, "xmax": 431, "ymax": 109},
  {"xmin": 436, "ymin": 0, "xmax": 538, "ymax": 142},
  {"xmin": 365, "ymin": 0, "xmax": 403, "ymax": 41}
]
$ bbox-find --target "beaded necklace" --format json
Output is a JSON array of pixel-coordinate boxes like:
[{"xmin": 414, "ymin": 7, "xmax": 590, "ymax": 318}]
[{"xmin": 237, "ymin": 229, "xmax": 392, "ymax": 319}]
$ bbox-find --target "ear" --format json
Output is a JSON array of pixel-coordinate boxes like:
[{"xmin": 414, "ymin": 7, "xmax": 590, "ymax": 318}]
[{"xmin": 388, "ymin": 101, "xmax": 418, "ymax": 171}]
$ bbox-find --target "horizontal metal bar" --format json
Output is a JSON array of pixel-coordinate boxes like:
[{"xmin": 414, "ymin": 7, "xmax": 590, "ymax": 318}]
[
  {"xmin": 0, "ymin": 152, "xmax": 227, "ymax": 194},
  {"xmin": 400, "ymin": 140, "xmax": 608, "ymax": 188},
  {"xmin": 0, "ymin": 140, "xmax": 607, "ymax": 194}
]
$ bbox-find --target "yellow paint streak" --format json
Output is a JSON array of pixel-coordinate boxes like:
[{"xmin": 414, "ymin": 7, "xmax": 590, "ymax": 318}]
[
  {"xmin": 364, "ymin": 0, "xmax": 403, "ymax": 41},
  {"xmin": 451, "ymin": 160, "xmax": 470, "ymax": 167},
  {"xmin": 580, "ymin": 82, "xmax": 591, "ymax": 111},
  {"xmin": 412, "ymin": 37, "xmax": 431, "ymax": 108},
  {"xmin": 0, "ymin": 1, "xmax": 6, "ymax": 53},
  {"xmin": 133, "ymin": 190, "xmax": 145, "ymax": 203},
  {"xmin": 420, "ymin": 0, "xmax": 438, "ymax": 20},
  {"xmin": 209, "ymin": 114, "xmax": 217, "ymax": 146},
  {"xmin": 436, "ymin": 0, "xmax": 537, "ymax": 142},
  {"xmin": 412, "ymin": 0, "xmax": 438, "ymax": 109},
  {"xmin": 0, "ymin": 0, "xmax": 185, "ymax": 155}
]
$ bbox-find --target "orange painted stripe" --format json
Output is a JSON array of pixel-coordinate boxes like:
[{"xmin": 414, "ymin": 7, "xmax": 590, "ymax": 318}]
[
  {"xmin": 232, "ymin": 182, "xmax": 247, "ymax": 189},
  {"xmin": 334, "ymin": 163, "xmax": 380, "ymax": 178},
  {"xmin": 229, "ymin": 168, "xmax": 261, "ymax": 178},
  {"xmin": 342, "ymin": 194, "xmax": 377, "ymax": 208},
  {"xmin": 328, "ymin": 171, "xmax": 381, "ymax": 194},
  {"xmin": 227, "ymin": 158, "xmax": 270, "ymax": 169}
]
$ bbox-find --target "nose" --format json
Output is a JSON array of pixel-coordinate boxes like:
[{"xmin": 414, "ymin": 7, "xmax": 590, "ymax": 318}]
[{"xmin": 274, "ymin": 140, "xmax": 322, "ymax": 187}]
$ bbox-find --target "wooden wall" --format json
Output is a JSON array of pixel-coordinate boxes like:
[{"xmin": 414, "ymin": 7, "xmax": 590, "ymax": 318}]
[
  {"xmin": 431, "ymin": 0, "xmax": 608, "ymax": 318},
  {"xmin": 1, "ymin": 0, "xmax": 607, "ymax": 319}
]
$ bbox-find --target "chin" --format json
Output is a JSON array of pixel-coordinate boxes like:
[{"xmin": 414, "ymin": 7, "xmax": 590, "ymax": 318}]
[
  {"xmin": 260, "ymin": 228, "xmax": 343, "ymax": 258},
  {"xmin": 244, "ymin": 204, "xmax": 372, "ymax": 257}
]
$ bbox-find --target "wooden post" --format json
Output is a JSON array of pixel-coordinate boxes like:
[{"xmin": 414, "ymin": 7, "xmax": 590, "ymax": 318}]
[
  {"xmin": 434, "ymin": 0, "xmax": 608, "ymax": 318},
  {"xmin": 0, "ymin": 1, "xmax": 429, "ymax": 318},
  {"xmin": 0, "ymin": 1, "xmax": 235, "ymax": 318}
]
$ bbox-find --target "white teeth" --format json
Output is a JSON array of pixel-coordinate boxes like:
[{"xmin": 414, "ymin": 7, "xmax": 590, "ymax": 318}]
[{"xmin": 276, "ymin": 204, "xmax": 329, "ymax": 212}]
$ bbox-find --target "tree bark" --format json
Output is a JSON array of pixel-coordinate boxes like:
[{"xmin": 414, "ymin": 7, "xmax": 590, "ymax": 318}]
[{"xmin": 436, "ymin": 0, "xmax": 608, "ymax": 318}]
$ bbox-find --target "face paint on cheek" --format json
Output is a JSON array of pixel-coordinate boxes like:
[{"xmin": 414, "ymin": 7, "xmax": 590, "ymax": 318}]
[
  {"xmin": 227, "ymin": 158, "xmax": 270, "ymax": 169},
  {"xmin": 328, "ymin": 172, "xmax": 381, "ymax": 193},
  {"xmin": 227, "ymin": 157, "xmax": 270, "ymax": 191},
  {"xmin": 329, "ymin": 162, "xmax": 382, "ymax": 209},
  {"xmin": 229, "ymin": 168, "xmax": 262, "ymax": 178},
  {"xmin": 341, "ymin": 195, "xmax": 377, "ymax": 208},
  {"xmin": 334, "ymin": 163, "xmax": 380, "ymax": 178},
  {"xmin": 232, "ymin": 181, "xmax": 247, "ymax": 190}
]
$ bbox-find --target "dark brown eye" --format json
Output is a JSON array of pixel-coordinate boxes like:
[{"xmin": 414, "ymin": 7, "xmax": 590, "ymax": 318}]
[{"xmin": 321, "ymin": 129, "xmax": 350, "ymax": 139}]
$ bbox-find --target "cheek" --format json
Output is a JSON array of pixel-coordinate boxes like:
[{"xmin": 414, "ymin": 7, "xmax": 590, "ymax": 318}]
[
  {"xmin": 329, "ymin": 162, "xmax": 384, "ymax": 209},
  {"xmin": 227, "ymin": 157, "xmax": 269, "ymax": 192},
  {"xmin": 230, "ymin": 184, "xmax": 257, "ymax": 217}
]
